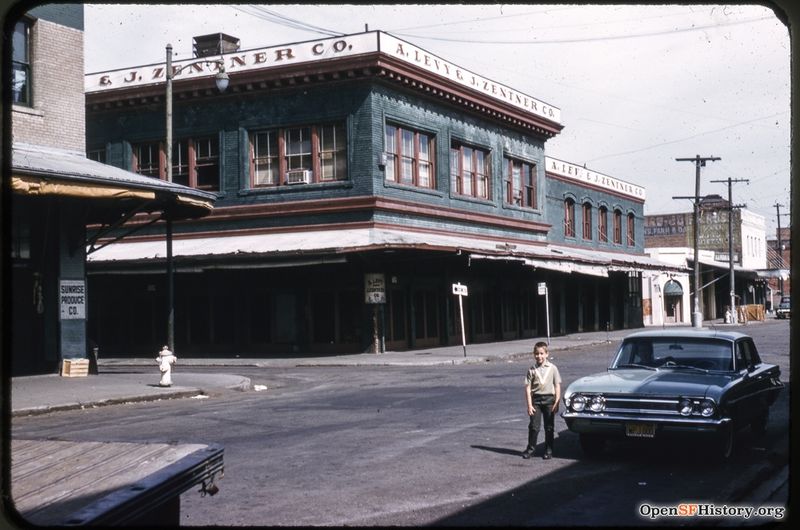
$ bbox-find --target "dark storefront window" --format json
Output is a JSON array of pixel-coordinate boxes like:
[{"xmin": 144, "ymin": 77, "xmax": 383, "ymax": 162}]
[
  {"xmin": 505, "ymin": 158, "xmax": 536, "ymax": 208},
  {"xmin": 12, "ymin": 19, "xmax": 31, "ymax": 106},
  {"xmin": 598, "ymin": 206, "xmax": 609, "ymax": 242},
  {"xmin": 564, "ymin": 198, "xmax": 576, "ymax": 238},
  {"xmin": 251, "ymin": 123, "xmax": 347, "ymax": 186},
  {"xmin": 451, "ymin": 143, "xmax": 490, "ymax": 199},
  {"xmin": 384, "ymin": 124, "xmax": 435, "ymax": 189},
  {"xmin": 132, "ymin": 137, "xmax": 220, "ymax": 191}
]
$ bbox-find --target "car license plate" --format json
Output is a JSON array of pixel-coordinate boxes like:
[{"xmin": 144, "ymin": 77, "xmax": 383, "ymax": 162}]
[{"xmin": 625, "ymin": 423, "xmax": 655, "ymax": 438}]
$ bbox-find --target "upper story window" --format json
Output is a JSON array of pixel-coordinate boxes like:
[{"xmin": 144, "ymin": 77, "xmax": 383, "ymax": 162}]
[
  {"xmin": 613, "ymin": 209, "xmax": 623, "ymax": 244},
  {"xmin": 582, "ymin": 203, "xmax": 592, "ymax": 240},
  {"xmin": 598, "ymin": 206, "xmax": 608, "ymax": 242},
  {"xmin": 385, "ymin": 124, "xmax": 435, "ymax": 189},
  {"xmin": 87, "ymin": 148, "xmax": 107, "ymax": 164},
  {"xmin": 12, "ymin": 19, "xmax": 31, "ymax": 106},
  {"xmin": 450, "ymin": 143, "xmax": 490, "ymax": 199},
  {"xmin": 564, "ymin": 198, "xmax": 576, "ymax": 238},
  {"xmin": 627, "ymin": 213, "xmax": 636, "ymax": 246},
  {"xmin": 251, "ymin": 123, "xmax": 347, "ymax": 187},
  {"xmin": 132, "ymin": 136, "xmax": 220, "ymax": 191},
  {"xmin": 504, "ymin": 158, "xmax": 536, "ymax": 208}
]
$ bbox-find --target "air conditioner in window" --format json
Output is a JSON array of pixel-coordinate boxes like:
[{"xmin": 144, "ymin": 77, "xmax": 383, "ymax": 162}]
[{"xmin": 285, "ymin": 169, "xmax": 312, "ymax": 185}]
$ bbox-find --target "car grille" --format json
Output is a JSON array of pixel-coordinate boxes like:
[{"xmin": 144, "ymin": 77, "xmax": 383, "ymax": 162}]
[{"xmin": 602, "ymin": 395, "xmax": 681, "ymax": 416}]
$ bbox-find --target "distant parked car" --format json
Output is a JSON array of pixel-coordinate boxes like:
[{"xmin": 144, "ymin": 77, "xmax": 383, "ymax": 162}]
[
  {"xmin": 562, "ymin": 329, "xmax": 783, "ymax": 461},
  {"xmin": 775, "ymin": 296, "xmax": 790, "ymax": 319}
]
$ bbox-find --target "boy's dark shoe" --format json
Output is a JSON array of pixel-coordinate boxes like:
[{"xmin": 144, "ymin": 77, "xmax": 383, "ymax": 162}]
[
  {"xmin": 521, "ymin": 448, "xmax": 534, "ymax": 459},
  {"xmin": 543, "ymin": 452, "xmax": 552, "ymax": 460}
]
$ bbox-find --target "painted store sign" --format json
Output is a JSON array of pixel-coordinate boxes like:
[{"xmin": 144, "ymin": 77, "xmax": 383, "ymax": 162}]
[
  {"xmin": 545, "ymin": 156, "xmax": 646, "ymax": 201},
  {"xmin": 86, "ymin": 31, "xmax": 561, "ymax": 125}
]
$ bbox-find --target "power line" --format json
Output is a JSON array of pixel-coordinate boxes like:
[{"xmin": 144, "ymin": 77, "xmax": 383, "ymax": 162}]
[
  {"xmin": 231, "ymin": 5, "xmax": 344, "ymax": 37},
  {"xmin": 585, "ymin": 111, "xmax": 786, "ymax": 163},
  {"xmin": 394, "ymin": 15, "xmax": 773, "ymax": 45}
]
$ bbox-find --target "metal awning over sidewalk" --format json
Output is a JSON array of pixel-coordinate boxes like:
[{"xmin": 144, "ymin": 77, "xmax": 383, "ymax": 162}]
[
  {"xmin": 11, "ymin": 143, "xmax": 216, "ymax": 221},
  {"xmin": 88, "ymin": 226, "xmax": 686, "ymax": 276}
]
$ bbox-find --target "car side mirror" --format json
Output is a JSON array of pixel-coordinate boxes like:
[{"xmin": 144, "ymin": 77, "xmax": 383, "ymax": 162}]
[{"xmin": 747, "ymin": 364, "xmax": 756, "ymax": 373}]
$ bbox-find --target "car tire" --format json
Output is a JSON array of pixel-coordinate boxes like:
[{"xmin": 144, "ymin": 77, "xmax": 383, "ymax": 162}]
[
  {"xmin": 579, "ymin": 433, "xmax": 606, "ymax": 457},
  {"xmin": 712, "ymin": 426, "xmax": 735, "ymax": 462}
]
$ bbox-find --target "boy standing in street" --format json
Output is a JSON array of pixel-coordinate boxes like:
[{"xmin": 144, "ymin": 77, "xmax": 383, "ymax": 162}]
[{"xmin": 522, "ymin": 342, "xmax": 562, "ymax": 460}]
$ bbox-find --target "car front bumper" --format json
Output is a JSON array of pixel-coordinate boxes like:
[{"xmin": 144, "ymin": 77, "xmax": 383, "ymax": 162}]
[{"xmin": 562, "ymin": 412, "xmax": 731, "ymax": 437}]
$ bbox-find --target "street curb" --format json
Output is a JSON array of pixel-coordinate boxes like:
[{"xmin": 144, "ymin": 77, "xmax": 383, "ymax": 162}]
[{"xmin": 11, "ymin": 376, "xmax": 252, "ymax": 417}]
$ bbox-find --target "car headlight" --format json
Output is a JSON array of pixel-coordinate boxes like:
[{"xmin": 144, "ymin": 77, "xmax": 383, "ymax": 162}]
[
  {"xmin": 678, "ymin": 398, "xmax": 693, "ymax": 416},
  {"xmin": 589, "ymin": 395, "xmax": 606, "ymax": 412},
  {"xmin": 699, "ymin": 399, "xmax": 716, "ymax": 417},
  {"xmin": 571, "ymin": 394, "xmax": 586, "ymax": 412}
]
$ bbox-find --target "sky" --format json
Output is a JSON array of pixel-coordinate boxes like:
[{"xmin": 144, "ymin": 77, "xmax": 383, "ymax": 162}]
[{"xmin": 82, "ymin": 3, "xmax": 791, "ymax": 236}]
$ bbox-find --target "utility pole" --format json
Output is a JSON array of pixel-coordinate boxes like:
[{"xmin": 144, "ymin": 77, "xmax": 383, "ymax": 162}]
[
  {"xmin": 711, "ymin": 177, "xmax": 748, "ymax": 324},
  {"xmin": 774, "ymin": 203, "xmax": 790, "ymax": 297},
  {"xmin": 675, "ymin": 155, "xmax": 721, "ymax": 328}
]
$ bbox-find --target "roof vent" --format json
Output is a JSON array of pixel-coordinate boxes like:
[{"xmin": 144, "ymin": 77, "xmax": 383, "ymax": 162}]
[{"xmin": 193, "ymin": 33, "xmax": 240, "ymax": 58}]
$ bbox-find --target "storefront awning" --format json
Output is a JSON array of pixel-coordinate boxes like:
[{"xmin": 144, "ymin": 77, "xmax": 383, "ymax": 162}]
[{"xmin": 88, "ymin": 226, "xmax": 686, "ymax": 278}]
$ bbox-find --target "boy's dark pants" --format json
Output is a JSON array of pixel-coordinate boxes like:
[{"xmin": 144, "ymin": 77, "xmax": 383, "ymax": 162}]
[{"xmin": 527, "ymin": 394, "xmax": 556, "ymax": 455}]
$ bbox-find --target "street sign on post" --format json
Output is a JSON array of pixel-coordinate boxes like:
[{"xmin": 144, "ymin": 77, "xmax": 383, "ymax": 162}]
[
  {"xmin": 452, "ymin": 283, "xmax": 468, "ymax": 357},
  {"xmin": 537, "ymin": 282, "xmax": 550, "ymax": 345}
]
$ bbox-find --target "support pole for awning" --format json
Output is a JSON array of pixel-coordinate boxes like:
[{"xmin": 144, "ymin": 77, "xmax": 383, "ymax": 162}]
[{"xmin": 166, "ymin": 218, "xmax": 175, "ymax": 351}]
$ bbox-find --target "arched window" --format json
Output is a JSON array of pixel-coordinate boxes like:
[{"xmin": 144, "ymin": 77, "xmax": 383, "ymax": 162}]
[
  {"xmin": 564, "ymin": 198, "xmax": 576, "ymax": 238},
  {"xmin": 627, "ymin": 213, "xmax": 636, "ymax": 246},
  {"xmin": 598, "ymin": 206, "xmax": 608, "ymax": 242},
  {"xmin": 582, "ymin": 203, "xmax": 592, "ymax": 240},
  {"xmin": 613, "ymin": 209, "xmax": 622, "ymax": 244}
]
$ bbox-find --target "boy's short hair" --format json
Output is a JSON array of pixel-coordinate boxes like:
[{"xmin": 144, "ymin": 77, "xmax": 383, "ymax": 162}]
[{"xmin": 533, "ymin": 341, "xmax": 548, "ymax": 353}]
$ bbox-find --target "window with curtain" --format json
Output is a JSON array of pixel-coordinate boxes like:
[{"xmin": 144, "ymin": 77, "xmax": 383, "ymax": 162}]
[
  {"xmin": 12, "ymin": 19, "xmax": 31, "ymax": 106},
  {"xmin": 564, "ymin": 198, "xmax": 576, "ymax": 238},
  {"xmin": 504, "ymin": 158, "xmax": 536, "ymax": 208},
  {"xmin": 583, "ymin": 203, "xmax": 593, "ymax": 240},
  {"xmin": 251, "ymin": 123, "xmax": 348, "ymax": 187},
  {"xmin": 384, "ymin": 123, "xmax": 436, "ymax": 189},
  {"xmin": 598, "ymin": 206, "xmax": 608, "ymax": 242},
  {"xmin": 451, "ymin": 142, "xmax": 490, "ymax": 199},
  {"xmin": 627, "ymin": 213, "xmax": 636, "ymax": 246},
  {"xmin": 614, "ymin": 209, "xmax": 623, "ymax": 244}
]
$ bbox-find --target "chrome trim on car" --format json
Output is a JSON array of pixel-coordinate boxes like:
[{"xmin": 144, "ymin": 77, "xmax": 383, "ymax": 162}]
[{"xmin": 562, "ymin": 411, "xmax": 731, "ymax": 425}]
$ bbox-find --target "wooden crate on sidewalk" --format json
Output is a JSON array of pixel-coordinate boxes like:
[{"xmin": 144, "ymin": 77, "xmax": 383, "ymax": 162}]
[{"xmin": 61, "ymin": 358, "xmax": 89, "ymax": 377}]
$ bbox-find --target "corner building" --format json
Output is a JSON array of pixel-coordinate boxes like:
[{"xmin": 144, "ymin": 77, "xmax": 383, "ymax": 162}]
[{"xmin": 86, "ymin": 31, "xmax": 672, "ymax": 356}]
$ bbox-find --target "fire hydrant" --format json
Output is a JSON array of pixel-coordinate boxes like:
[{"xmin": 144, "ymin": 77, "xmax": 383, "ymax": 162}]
[{"xmin": 157, "ymin": 345, "xmax": 177, "ymax": 387}]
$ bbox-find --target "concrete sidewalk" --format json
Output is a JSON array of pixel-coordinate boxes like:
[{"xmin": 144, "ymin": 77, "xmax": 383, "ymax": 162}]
[{"xmin": 10, "ymin": 321, "xmax": 750, "ymax": 416}]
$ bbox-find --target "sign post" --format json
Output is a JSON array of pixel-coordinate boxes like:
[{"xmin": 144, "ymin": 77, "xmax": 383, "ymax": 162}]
[
  {"xmin": 452, "ymin": 282, "xmax": 469, "ymax": 357},
  {"xmin": 538, "ymin": 282, "xmax": 550, "ymax": 345},
  {"xmin": 365, "ymin": 274, "xmax": 386, "ymax": 353}
]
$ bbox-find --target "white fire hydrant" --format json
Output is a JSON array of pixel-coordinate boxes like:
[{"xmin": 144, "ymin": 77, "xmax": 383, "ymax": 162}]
[{"xmin": 157, "ymin": 345, "xmax": 177, "ymax": 387}]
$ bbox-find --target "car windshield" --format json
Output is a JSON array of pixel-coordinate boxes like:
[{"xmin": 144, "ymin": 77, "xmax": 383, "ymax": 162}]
[{"xmin": 612, "ymin": 337, "xmax": 733, "ymax": 371}]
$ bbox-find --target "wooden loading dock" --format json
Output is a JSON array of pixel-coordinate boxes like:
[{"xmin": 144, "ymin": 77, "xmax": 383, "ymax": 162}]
[{"xmin": 9, "ymin": 439, "xmax": 224, "ymax": 526}]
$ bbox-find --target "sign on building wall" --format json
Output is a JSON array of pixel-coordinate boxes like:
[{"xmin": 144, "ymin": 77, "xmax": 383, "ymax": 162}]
[
  {"xmin": 59, "ymin": 279, "xmax": 86, "ymax": 320},
  {"xmin": 85, "ymin": 31, "xmax": 561, "ymax": 126},
  {"xmin": 364, "ymin": 273, "xmax": 386, "ymax": 304},
  {"xmin": 544, "ymin": 157, "xmax": 645, "ymax": 201}
]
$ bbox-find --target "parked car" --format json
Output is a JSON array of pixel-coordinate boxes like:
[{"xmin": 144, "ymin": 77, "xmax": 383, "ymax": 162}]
[
  {"xmin": 562, "ymin": 329, "xmax": 783, "ymax": 461},
  {"xmin": 775, "ymin": 296, "xmax": 790, "ymax": 319}
]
